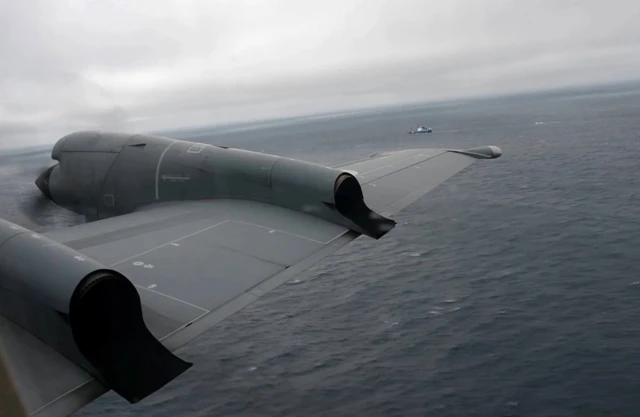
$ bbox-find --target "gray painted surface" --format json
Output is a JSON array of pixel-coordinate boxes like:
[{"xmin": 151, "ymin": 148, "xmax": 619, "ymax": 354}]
[{"xmin": 0, "ymin": 130, "xmax": 501, "ymax": 417}]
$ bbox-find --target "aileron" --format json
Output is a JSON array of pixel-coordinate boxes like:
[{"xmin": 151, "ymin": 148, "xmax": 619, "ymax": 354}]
[{"xmin": 338, "ymin": 148, "xmax": 490, "ymax": 215}]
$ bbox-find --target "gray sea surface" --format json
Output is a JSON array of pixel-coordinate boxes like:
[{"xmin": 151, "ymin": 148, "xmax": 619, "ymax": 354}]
[{"xmin": 2, "ymin": 82, "xmax": 640, "ymax": 416}]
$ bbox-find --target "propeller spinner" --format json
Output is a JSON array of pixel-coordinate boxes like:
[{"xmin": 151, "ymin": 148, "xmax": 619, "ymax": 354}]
[{"xmin": 35, "ymin": 164, "xmax": 56, "ymax": 202}]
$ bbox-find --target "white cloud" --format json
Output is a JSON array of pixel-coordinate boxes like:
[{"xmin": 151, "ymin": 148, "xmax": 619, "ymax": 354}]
[{"xmin": 1, "ymin": 0, "xmax": 639, "ymax": 148}]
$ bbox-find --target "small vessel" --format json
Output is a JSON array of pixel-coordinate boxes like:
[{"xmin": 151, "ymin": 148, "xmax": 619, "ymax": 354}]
[{"xmin": 408, "ymin": 125, "xmax": 433, "ymax": 134}]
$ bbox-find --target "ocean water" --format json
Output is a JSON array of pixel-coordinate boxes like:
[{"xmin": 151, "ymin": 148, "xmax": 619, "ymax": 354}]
[{"xmin": 2, "ymin": 82, "xmax": 640, "ymax": 416}]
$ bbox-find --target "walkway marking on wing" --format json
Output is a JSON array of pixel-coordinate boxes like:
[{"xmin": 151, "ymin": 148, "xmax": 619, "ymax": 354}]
[
  {"xmin": 155, "ymin": 140, "xmax": 178, "ymax": 200},
  {"xmin": 109, "ymin": 218, "xmax": 349, "ymax": 271},
  {"xmin": 106, "ymin": 219, "xmax": 349, "ymax": 312},
  {"xmin": 108, "ymin": 220, "xmax": 230, "ymax": 267},
  {"xmin": 229, "ymin": 220, "xmax": 338, "ymax": 244}
]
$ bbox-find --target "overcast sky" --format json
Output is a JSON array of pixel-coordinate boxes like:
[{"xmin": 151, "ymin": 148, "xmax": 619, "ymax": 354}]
[{"xmin": 1, "ymin": 0, "xmax": 639, "ymax": 148}]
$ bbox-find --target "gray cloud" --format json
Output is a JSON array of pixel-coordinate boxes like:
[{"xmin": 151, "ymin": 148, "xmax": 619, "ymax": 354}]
[{"xmin": 1, "ymin": 0, "xmax": 639, "ymax": 148}]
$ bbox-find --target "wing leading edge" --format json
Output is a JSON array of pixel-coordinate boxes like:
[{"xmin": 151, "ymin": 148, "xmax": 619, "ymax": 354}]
[{"xmin": 1, "ymin": 146, "xmax": 500, "ymax": 416}]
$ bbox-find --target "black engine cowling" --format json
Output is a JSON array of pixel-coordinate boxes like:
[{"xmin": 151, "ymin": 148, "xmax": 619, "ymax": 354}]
[{"xmin": 0, "ymin": 219, "xmax": 190, "ymax": 403}]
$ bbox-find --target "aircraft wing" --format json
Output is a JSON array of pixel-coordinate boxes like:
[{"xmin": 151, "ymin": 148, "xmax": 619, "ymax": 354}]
[
  {"xmin": 333, "ymin": 147, "xmax": 497, "ymax": 216},
  {"xmin": 1, "ymin": 146, "xmax": 499, "ymax": 417}
]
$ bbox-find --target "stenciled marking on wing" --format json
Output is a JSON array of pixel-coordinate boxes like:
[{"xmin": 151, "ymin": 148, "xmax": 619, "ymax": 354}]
[
  {"xmin": 160, "ymin": 174, "xmax": 190, "ymax": 182},
  {"xmin": 186, "ymin": 144, "xmax": 206, "ymax": 153},
  {"xmin": 154, "ymin": 140, "xmax": 178, "ymax": 200},
  {"xmin": 131, "ymin": 261, "xmax": 155, "ymax": 269}
]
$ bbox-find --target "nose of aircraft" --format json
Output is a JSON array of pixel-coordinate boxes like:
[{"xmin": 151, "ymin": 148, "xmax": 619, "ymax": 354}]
[{"xmin": 35, "ymin": 165, "xmax": 56, "ymax": 201}]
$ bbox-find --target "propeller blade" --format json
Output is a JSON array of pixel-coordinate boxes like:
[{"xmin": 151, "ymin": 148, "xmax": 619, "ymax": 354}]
[{"xmin": 18, "ymin": 191, "xmax": 58, "ymax": 227}]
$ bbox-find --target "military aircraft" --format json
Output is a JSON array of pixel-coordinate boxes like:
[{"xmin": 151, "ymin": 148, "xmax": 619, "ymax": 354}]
[{"xmin": 0, "ymin": 131, "xmax": 502, "ymax": 417}]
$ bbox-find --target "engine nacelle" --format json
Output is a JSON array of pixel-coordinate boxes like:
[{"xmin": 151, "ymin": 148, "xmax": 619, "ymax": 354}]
[
  {"xmin": 0, "ymin": 219, "xmax": 190, "ymax": 403},
  {"xmin": 40, "ymin": 131, "xmax": 396, "ymax": 239},
  {"xmin": 211, "ymin": 152, "xmax": 396, "ymax": 238}
]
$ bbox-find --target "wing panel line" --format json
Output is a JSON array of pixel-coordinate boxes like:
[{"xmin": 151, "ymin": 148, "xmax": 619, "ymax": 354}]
[
  {"xmin": 229, "ymin": 220, "xmax": 346, "ymax": 245},
  {"xmin": 359, "ymin": 151, "xmax": 445, "ymax": 184},
  {"xmin": 134, "ymin": 285, "xmax": 210, "ymax": 313},
  {"xmin": 108, "ymin": 220, "xmax": 347, "ymax": 270},
  {"xmin": 358, "ymin": 152, "xmax": 428, "ymax": 176},
  {"xmin": 32, "ymin": 379, "xmax": 95, "ymax": 417},
  {"xmin": 160, "ymin": 229, "xmax": 361, "ymax": 353}
]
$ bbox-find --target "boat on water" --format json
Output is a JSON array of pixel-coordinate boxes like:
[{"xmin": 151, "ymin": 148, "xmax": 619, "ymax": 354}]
[{"xmin": 408, "ymin": 125, "xmax": 432, "ymax": 134}]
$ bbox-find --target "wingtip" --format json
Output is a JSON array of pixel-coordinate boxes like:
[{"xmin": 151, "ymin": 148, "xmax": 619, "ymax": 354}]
[
  {"xmin": 448, "ymin": 146, "xmax": 503, "ymax": 159},
  {"xmin": 486, "ymin": 145, "xmax": 503, "ymax": 158}
]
